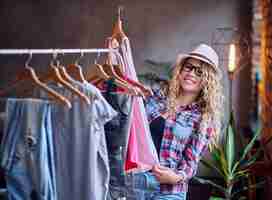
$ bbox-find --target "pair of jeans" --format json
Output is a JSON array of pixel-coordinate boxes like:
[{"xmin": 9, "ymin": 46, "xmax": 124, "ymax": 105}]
[
  {"xmin": 0, "ymin": 98, "xmax": 56, "ymax": 200},
  {"xmin": 103, "ymin": 81, "xmax": 133, "ymax": 199},
  {"xmin": 125, "ymin": 172, "xmax": 187, "ymax": 200}
]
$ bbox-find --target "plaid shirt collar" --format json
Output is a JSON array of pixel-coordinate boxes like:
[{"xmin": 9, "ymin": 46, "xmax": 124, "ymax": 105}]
[
  {"xmin": 148, "ymin": 88, "xmax": 201, "ymax": 114},
  {"xmin": 175, "ymin": 102, "xmax": 200, "ymax": 113}
]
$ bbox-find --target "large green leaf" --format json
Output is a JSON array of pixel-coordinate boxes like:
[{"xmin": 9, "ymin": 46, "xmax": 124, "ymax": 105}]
[
  {"xmin": 225, "ymin": 121, "xmax": 235, "ymax": 174},
  {"xmin": 200, "ymin": 158, "xmax": 226, "ymax": 178},
  {"xmin": 240, "ymin": 126, "xmax": 262, "ymax": 161},
  {"xmin": 232, "ymin": 126, "xmax": 262, "ymax": 173},
  {"xmin": 211, "ymin": 147, "xmax": 229, "ymax": 179},
  {"xmin": 232, "ymin": 169, "xmax": 249, "ymax": 183},
  {"xmin": 239, "ymin": 134, "xmax": 272, "ymax": 170},
  {"xmin": 231, "ymin": 180, "xmax": 266, "ymax": 198},
  {"xmin": 193, "ymin": 177, "xmax": 226, "ymax": 193},
  {"xmin": 231, "ymin": 174, "xmax": 249, "ymax": 185},
  {"xmin": 218, "ymin": 147, "xmax": 229, "ymax": 177},
  {"xmin": 239, "ymin": 151, "xmax": 261, "ymax": 169},
  {"xmin": 211, "ymin": 147, "xmax": 221, "ymax": 163},
  {"xmin": 231, "ymin": 161, "xmax": 240, "ymax": 175}
]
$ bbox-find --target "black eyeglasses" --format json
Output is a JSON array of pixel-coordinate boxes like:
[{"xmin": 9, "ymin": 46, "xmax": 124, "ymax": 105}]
[{"xmin": 181, "ymin": 63, "xmax": 203, "ymax": 77}]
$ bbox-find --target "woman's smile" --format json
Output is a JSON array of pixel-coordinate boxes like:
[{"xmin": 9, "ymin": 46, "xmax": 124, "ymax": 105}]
[{"xmin": 183, "ymin": 75, "xmax": 198, "ymax": 85}]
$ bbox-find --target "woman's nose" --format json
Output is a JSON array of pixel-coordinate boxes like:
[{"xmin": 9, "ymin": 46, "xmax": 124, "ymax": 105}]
[{"xmin": 187, "ymin": 69, "xmax": 197, "ymax": 77}]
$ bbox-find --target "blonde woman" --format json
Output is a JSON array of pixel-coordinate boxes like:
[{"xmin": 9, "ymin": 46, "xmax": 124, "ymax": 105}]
[{"xmin": 126, "ymin": 44, "xmax": 224, "ymax": 200}]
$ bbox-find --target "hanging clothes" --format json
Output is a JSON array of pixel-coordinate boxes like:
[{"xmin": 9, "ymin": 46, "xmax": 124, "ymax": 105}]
[
  {"xmin": 0, "ymin": 98, "xmax": 57, "ymax": 200},
  {"xmin": 106, "ymin": 37, "xmax": 159, "ymax": 172},
  {"xmin": 0, "ymin": 48, "xmax": 131, "ymax": 200},
  {"xmin": 102, "ymin": 79, "xmax": 133, "ymax": 199},
  {"xmin": 34, "ymin": 80, "xmax": 117, "ymax": 200}
]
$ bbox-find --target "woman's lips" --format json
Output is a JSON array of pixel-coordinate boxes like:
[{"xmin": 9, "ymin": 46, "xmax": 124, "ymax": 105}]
[{"xmin": 184, "ymin": 77, "xmax": 197, "ymax": 84}]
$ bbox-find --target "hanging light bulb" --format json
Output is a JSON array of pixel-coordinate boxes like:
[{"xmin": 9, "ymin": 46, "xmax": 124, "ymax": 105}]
[{"xmin": 228, "ymin": 43, "xmax": 236, "ymax": 73}]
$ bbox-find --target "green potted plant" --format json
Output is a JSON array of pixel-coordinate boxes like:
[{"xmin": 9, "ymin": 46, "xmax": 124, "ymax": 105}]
[{"xmin": 193, "ymin": 114, "xmax": 268, "ymax": 200}]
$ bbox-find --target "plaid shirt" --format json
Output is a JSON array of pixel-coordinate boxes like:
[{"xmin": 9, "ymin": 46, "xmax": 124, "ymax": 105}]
[{"xmin": 145, "ymin": 89, "xmax": 213, "ymax": 194}]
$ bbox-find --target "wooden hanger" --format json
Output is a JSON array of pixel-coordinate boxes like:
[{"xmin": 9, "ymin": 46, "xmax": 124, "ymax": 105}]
[
  {"xmin": 24, "ymin": 66, "xmax": 72, "ymax": 108},
  {"xmin": 85, "ymin": 63, "xmax": 138, "ymax": 96},
  {"xmin": 102, "ymin": 63, "xmax": 146, "ymax": 97},
  {"xmin": 65, "ymin": 64, "xmax": 85, "ymax": 83},
  {"xmin": 85, "ymin": 52, "xmax": 111, "ymax": 82},
  {"xmin": 102, "ymin": 63, "xmax": 128, "ymax": 85},
  {"xmin": 58, "ymin": 66, "xmax": 91, "ymax": 105},
  {"xmin": 66, "ymin": 52, "xmax": 86, "ymax": 83},
  {"xmin": 111, "ymin": 63, "xmax": 124, "ymax": 75},
  {"xmin": 85, "ymin": 63, "xmax": 111, "ymax": 82},
  {"xmin": 111, "ymin": 64, "xmax": 152, "ymax": 98},
  {"xmin": 111, "ymin": 6, "xmax": 127, "ymax": 41},
  {"xmin": 0, "ymin": 54, "xmax": 72, "ymax": 108},
  {"xmin": 40, "ymin": 57, "xmax": 90, "ymax": 105}
]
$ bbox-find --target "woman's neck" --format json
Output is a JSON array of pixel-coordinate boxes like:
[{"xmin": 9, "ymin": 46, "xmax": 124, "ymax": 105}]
[{"xmin": 176, "ymin": 92, "xmax": 198, "ymax": 107}]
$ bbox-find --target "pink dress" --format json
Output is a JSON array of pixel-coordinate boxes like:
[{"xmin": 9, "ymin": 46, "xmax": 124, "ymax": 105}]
[{"xmin": 106, "ymin": 37, "xmax": 159, "ymax": 172}]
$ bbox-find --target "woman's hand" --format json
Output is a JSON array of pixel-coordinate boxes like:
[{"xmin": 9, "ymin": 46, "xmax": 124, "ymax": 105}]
[
  {"xmin": 142, "ymin": 86, "xmax": 153, "ymax": 97},
  {"xmin": 152, "ymin": 165, "xmax": 184, "ymax": 184}
]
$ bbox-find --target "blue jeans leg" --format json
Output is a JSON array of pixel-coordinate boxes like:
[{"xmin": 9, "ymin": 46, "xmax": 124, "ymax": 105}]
[
  {"xmin": 152, "ymin": 192, "xmax": 187, "ymax": 200},
  {"xmin": 125, "ymin": 172, "xmax": 160, "ymax": 200},
  {"xmin": 125, "ymin": 171, "xmax": 187, "ymax": 200},
  {"xmin": 1, "ymin": 99, "xmax": 56, "ymax": 200}
]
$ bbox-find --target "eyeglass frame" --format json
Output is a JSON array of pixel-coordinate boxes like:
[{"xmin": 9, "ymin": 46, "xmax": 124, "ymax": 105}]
[{"xmin": 180, "ymin": 60, "xmax": 204, "ymax": 77}]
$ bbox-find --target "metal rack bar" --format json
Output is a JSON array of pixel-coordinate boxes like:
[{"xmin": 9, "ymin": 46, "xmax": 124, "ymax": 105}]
[{"xmin": 0, "ymin": 48, "xmax": 117, "ymax": 55}]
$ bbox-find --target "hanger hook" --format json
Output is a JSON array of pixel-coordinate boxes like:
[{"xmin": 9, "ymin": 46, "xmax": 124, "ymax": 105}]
[
  {"xmin": 118, "ymin": 5, "xmax": 124, "ymax": 20},
  {"xmin": 75, "ymin": 50, "xmax": 84, "ymax": 65},
  {"xmin": 25, "ymin": 51, "xmax": 33, "ymax": 68},
  {"xmin": 51, "ymin": 50, "xmax": 60, "ymax": 66},
  {"xmin": 94, "ymin": 52, "xmax": 101, "ymax": 64}
]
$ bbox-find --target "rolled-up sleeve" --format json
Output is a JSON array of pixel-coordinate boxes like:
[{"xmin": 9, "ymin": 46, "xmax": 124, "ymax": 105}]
[{"xmin": 176, "ymin": 127, "xmax": 213, "ymax": 181}]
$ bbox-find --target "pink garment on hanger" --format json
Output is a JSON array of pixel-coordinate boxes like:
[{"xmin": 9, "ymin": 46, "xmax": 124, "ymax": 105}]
[
  {"xmin": 106, "ymin": 37, "xmax": 159, "ymax": 172},
  {"xmin": 125, "ymin": 98, "xmax": 157, "ymax": 171}
]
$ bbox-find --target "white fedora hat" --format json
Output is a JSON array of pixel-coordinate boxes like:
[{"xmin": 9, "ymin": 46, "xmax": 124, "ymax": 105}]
[{"xmin": 177, "ymin": 44, "xmax": 219, "ymax": 72}]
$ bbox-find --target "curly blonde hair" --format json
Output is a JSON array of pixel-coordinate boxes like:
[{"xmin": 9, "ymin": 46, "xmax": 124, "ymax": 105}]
[{"xmin": 167, "ymin": 55, "xmax": 224, "ymax": 144}]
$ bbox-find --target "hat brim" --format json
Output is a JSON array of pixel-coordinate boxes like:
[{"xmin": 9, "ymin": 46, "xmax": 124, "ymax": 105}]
[{"xmin": 178, "ymin": 53, "xmax": 217, "ymax": 72}]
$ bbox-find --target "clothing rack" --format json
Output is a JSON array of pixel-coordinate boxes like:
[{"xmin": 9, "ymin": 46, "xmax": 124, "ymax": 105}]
[
  {"xmin": 0, "ymin": 48, "xmax": 118, "ymax": 55},
  {"xmin": 0, "ymin": 48, "xmax": 125, "ymax": 68}
]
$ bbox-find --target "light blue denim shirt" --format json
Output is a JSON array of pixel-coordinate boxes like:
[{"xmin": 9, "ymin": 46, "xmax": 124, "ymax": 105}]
[{"xmin": 35, "ymin": 80, "xmax": 117, "ymax": 200}]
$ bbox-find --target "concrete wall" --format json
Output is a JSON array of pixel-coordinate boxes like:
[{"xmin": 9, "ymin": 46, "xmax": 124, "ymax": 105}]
[{"xmin": 0, "ymin": 0, "xmax": 240, "ymax": 77}]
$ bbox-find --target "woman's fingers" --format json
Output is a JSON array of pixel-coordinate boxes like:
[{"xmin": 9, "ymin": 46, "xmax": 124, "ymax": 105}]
[
  {"xmin": 153, "ymin": 166, "xmax": 168, "ymax": 177},
  {"xmin": 156, "ymin": 165, "xmax": 170, "ymax": 171},
  {"xmin": 152, "ymin": 167, "xmax": 162, "ymax": 175}
]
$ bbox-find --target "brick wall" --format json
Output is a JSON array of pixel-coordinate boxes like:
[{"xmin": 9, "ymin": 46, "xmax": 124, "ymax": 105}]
[
  {"xmin": 258, "ymin": 0, "xmax": 272, "ymax": 198},
  {"xmin": 251, "ymin": 0, "xmax": 261, "ymax": 120},
  {"xmin": 260, "ymin": 0, "xmax": 272, "ymax": 155}
]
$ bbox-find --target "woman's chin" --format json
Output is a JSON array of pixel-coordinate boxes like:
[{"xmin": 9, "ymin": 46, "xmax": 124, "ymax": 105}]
[{"xmin": 181, "ymin": 85, "xmax": 200, "ymax": 94}]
